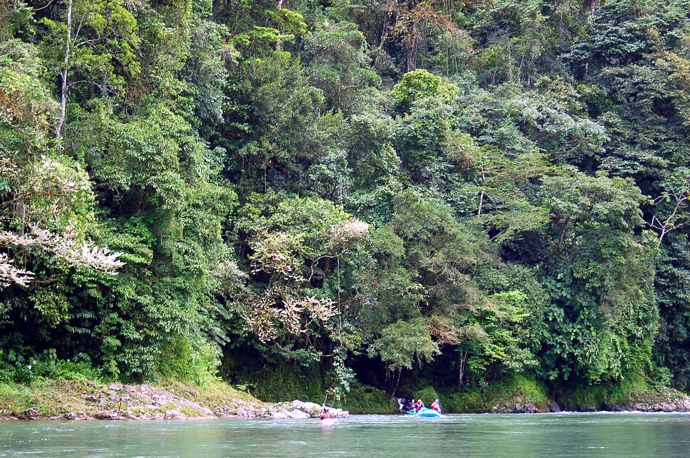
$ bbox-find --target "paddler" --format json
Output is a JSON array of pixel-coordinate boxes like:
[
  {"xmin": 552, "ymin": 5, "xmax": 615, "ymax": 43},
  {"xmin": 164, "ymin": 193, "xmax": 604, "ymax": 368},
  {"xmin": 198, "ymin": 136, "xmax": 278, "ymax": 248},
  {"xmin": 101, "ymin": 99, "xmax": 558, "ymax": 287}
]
[
  {"xmin": 407, "ymin": 399, "xmax": 416, "ymax": 413},
  {"xmin": 431, "ymin": 399, "xmax": 441, "ymax": 412}
]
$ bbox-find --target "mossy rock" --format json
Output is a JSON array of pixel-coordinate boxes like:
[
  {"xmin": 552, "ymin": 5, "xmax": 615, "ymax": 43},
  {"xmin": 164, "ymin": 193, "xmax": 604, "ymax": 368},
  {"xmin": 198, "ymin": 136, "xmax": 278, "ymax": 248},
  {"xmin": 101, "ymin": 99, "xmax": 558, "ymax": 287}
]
[
  {"xmin": 443, "ymin": 375, "xmax": 551, "ymax": 413},
  {"xmin": 556, "ymin": 373, "xmax": 651, "ymax": 411},
  {"xmin": 444, "ymin": 390, "xmax": 485, "ymax": 413}
]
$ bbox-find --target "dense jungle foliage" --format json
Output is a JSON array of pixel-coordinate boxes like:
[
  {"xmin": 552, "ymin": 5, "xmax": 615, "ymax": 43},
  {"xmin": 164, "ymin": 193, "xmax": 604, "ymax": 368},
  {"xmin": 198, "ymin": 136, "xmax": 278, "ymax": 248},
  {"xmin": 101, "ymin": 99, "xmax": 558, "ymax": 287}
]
[{"xmin": 1, "ymin": 0, "xmax": 690, "ymax": 406}]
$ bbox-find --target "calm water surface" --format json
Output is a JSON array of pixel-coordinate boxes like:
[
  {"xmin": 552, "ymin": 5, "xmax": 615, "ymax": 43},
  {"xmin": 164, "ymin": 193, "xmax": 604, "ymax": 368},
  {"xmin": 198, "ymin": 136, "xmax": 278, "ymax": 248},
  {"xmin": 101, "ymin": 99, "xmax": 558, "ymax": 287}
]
[{"xmin": 2, "ymin": 412, "xmax": 690, "ymax": 457}]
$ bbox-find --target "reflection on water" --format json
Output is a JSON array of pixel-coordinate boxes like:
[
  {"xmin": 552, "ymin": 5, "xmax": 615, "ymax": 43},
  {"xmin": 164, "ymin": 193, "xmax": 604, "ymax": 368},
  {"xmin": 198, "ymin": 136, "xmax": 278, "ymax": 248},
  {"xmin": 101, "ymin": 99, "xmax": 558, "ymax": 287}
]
[{"xmin": 2, "ymin": 412, "xmax": 690, "ymax": 457}]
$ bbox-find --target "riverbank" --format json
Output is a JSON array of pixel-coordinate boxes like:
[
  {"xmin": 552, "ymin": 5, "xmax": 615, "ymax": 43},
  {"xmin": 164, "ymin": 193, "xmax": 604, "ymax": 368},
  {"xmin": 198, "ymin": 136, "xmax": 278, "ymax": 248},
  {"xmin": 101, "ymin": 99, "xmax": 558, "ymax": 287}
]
[
  {"xmin": 0, "ymin": 379, "xmax": 349, "ymax": 421},
  {"xmin": 4, "ymin": 377, "xmax": 690, "ymax": 421},
  {"xmin": 444, "ymin": 383, "xmax": 690, "ymax": 414},
  {"xmin": 345, "ymin": 376, "xmax": 690, "ymax": 414}
]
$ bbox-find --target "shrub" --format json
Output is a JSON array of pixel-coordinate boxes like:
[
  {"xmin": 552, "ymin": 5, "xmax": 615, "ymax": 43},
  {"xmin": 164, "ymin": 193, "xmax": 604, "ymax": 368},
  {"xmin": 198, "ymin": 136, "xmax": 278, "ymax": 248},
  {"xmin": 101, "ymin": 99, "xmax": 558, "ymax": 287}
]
[{"xmin": 414, "ymin": 386, "xmax": 440, "ymax": 405}]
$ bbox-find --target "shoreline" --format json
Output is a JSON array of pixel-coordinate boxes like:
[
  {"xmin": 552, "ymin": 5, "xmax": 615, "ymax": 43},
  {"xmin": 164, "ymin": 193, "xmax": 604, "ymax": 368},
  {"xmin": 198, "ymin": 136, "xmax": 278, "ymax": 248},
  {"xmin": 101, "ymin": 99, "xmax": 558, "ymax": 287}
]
[
  {"xmin": 3, "ymin": 378, "xmax": 690, "ymax": 422},
  {"xmin": 0, "ymin": 379, "xmax": 349, "ymax": 422},
  {"xmin": 6, "ymin": 409, "xmax": 690, "ymax": 422}
]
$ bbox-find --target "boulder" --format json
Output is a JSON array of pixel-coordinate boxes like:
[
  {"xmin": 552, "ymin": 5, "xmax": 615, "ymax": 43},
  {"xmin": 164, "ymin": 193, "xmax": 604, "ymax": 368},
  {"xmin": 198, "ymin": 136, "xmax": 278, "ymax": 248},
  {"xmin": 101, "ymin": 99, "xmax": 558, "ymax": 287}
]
[
  {"xmin": 63, "ymin": 411, "xmax": 89, "ymax": 421},
  {"xmin": 20, "ymin": 407, "xmax": 40, "ymax": 419},
  {"xmin": 286, "ymin": 409, "xmax": 310, "ymax": 419},
  {"xmin": 163, "ymin": 410, "xmax": 186, "ymax": 420},
  {"xmin": 94, "ymin": 412, "xmax": 123, "ymax": 420},
  {"xmin": 277, "ymin": 400, "xmax": 349, "ymax": 418},
  {"xmin": 680, "ymin": 398, "xmax": 690, "ymax": 411}
]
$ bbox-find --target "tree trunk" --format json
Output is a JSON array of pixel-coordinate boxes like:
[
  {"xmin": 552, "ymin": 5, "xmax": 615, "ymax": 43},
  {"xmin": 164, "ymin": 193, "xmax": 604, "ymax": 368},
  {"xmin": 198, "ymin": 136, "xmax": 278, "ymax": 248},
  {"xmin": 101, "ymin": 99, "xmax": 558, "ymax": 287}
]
[
  {"xmin": 56, "ymin": 0, "xmax": 73, "ymax": 140},
  {"xmin": 392, "ymin": 368, "xmax": 402, "ymax": 396},
  {"xmin": 477, "ymin": 167, "xmax": 486, "ymax": 215},
  {"xmin": 406, "ymin": 21, "xmax": 419, "ymax": 71},
  {"xmin": 458, "ymin": 348, "xmax": 467, "ymax": 387},
  {"xmin": 275, "ymin": 0, "xmax": 284, "ymax": 51}
]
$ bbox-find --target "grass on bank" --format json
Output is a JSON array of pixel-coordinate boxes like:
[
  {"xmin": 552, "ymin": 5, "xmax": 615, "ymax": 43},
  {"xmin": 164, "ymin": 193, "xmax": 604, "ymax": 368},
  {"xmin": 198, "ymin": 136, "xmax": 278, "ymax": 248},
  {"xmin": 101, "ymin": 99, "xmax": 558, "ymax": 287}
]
[
  {"xmin": 160, "ymin": 378, "xmax": 263, "ymax": 408},
  {"xmin": 0, "ymin": 379, "xmax": 101, "ymax": 417},
  {"xmin": 2, "ymin": 356, "xmax": 687, "ymax": 418},
  {"xmin": 0, "ymin": 377, "xmax": 264, "ymax": 418}
]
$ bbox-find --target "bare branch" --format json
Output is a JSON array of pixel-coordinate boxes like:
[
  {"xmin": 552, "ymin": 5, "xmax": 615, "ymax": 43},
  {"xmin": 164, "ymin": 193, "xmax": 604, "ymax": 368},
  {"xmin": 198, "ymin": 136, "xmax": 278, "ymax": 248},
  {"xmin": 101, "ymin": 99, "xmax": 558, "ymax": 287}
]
[{"xmin": 648, "ymin": 176, "xmax": 690, "ymax": 241}]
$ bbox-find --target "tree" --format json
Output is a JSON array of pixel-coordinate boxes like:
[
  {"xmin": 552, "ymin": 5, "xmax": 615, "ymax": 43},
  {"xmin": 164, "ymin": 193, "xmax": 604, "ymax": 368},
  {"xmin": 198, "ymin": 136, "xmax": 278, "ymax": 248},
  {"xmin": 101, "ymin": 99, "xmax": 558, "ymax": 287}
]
[
  {"xmin": 3, "ymin": 0, "xmax": 690, "ymax": 406},
  {"xmin": 222, "ymin": 52, "xmax": 326, "ymax": 192},
  {"xmin": 386, "ymin": 0, "xmax": 461, "ymax": 71},
  {"xmin": 41, "ymin": 0, "xmax": 139, "ymax": 140},
  {"xmin": 303, "ymin": 21, "xmax": 381, "ymax": 113},
  {"xmin": 232, "ymin": 193, "xmax": 368, "ymax": 350},
  {"xmin": 460, "ymin": 147, "xmax": 551, "ymax": 244},
  {"xmin": 368, "ymin": 318, "xmax": 440, "ymax": 394},
  {"xmin": 537, "ymin": 169, "xmax": 658, "ymax": 383}
]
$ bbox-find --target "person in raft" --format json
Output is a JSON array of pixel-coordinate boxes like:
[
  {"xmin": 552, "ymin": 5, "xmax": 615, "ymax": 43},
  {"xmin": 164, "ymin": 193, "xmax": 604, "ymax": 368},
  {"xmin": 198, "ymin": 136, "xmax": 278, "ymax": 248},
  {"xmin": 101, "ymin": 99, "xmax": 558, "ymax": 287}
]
[
  {"xmin": 415, "ymin": 399, "xmax": 424, "ymax": 412},
  {"xmin": 431, "ymin": 399, "xmax": 441, "ymax": 412},
  {"xmin": 320, "ymin": 407, "xmax": 332, "ymax": 420},
  {"xmin": 406, "ymin": 399, "xmax": 416, "ymax": 413}
]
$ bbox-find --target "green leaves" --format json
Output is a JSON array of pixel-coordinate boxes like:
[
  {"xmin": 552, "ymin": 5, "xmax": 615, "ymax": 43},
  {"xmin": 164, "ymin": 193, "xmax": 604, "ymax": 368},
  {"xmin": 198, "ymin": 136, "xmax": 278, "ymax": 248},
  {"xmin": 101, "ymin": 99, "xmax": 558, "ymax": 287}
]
[
  {"xmin": 91, "ymin": 104, "xmax": 187, "ymax": 206},
  {"xmin": 232, "ymin": 193, "xmax": 366, "ymax": 344},
  {"xmin": 0, "ymin": 40, "xmax": 57, "ymax": 154},
  {"xmin": 392, "ymin": 69, "xmax": 459, "ymax": 113},
  {"xmin": 536, "ymin": 170, "xmax": 657, "ymax": 383},
  {"xmin": 369, "ymin": 318, "xmax": 440, "ymax": 373},
  {"xmin": 231, "ymin": 7, "xmax": 308, "ymax": 56},
  {"xmin": 457, "ymin": 80, "xmax": 608, "ymax": 165},
  {"xmin": 303, "ymin": 21, "xmax": 381, "ymax": 113},
  {"xmin": 41, "ymin": 0, "xmax": 140, "ymax": 98},
  {"xmin": 567, "ymin": 0, "xmax": 665, "ymax": 71},
  {"xmin": 4, "ymin": 0, "xmax": 690, "ymax": 399},
  {"xmin": 542, "ymin": 168, "xmax": 644, "ymax": 233}
]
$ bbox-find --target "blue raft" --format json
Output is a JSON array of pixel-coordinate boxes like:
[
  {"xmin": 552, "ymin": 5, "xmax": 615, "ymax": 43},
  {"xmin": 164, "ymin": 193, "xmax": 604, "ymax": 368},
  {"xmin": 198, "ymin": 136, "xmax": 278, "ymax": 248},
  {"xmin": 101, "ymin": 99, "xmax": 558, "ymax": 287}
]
[{"xmin": 409, "ymin": 407, "xmax": 442, "ymax": 418}]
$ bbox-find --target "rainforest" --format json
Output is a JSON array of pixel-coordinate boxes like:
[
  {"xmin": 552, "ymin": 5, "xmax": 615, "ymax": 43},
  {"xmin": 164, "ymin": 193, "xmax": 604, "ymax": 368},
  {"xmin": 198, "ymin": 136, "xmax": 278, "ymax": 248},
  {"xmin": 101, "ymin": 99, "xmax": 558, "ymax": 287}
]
[{"xmin": 1, "ymin": 0, "xmax": 690, "ymax": 414}]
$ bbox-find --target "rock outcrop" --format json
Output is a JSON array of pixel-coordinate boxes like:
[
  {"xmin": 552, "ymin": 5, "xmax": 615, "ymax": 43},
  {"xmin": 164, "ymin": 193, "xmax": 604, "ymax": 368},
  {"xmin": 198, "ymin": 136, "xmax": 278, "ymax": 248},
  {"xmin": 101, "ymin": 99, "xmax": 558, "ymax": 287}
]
[
  {"xmin": 607, "ymin": 388, "xmax": 690, "ymax": 412},
  {"xmin": 1, "ymin": 380, "xmax": 349, "ymax": 422},
  {"xmin": 212, "ymin": 399, "xmax": 348, "ymax": 420}
]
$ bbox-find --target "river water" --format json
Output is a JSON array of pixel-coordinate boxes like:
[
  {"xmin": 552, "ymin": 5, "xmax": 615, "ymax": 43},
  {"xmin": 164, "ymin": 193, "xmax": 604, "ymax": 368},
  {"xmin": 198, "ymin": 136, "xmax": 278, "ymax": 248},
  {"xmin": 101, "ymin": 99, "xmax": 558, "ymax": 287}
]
[{"xmin": 2, "ymin": 412, "xmax": 690, "ymax": 457}]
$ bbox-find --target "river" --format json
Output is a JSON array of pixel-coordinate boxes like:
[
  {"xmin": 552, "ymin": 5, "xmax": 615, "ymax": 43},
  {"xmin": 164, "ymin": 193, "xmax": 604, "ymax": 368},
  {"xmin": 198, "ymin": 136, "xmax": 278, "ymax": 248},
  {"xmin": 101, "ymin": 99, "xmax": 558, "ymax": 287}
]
[{"xmin": 2, "ymin": 412, "xmax": 690, "ymax": 457}]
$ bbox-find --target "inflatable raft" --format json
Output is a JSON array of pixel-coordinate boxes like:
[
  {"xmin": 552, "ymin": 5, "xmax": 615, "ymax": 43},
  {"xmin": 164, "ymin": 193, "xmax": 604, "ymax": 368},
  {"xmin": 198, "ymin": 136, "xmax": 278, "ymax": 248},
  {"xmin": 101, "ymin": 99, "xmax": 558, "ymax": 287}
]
[{"xmin": 409, "ymin": 407, "xmax": 442, "ymax": 418}]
